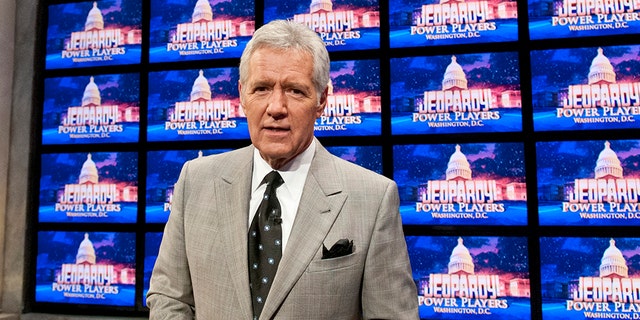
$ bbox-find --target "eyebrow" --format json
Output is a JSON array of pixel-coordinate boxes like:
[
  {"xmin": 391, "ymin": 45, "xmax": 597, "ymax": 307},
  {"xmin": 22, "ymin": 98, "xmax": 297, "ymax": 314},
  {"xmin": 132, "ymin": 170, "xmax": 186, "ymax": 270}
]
[{"xmin": 249, "ymin": 78, "xmax": 313, "ymax": 92}]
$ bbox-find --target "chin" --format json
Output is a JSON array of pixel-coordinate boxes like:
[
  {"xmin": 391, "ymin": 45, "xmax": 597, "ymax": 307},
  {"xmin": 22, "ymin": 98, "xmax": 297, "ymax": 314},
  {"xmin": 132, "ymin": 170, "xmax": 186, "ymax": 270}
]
[{"xmin": 260, "ymin": 145, "xmax": 293, "ymax": 157}]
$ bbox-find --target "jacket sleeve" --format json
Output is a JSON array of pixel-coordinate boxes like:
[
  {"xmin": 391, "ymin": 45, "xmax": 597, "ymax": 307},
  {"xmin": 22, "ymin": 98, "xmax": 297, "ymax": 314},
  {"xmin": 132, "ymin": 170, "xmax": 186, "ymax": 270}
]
[
  {"xmin": 146, "ymin": 161, "xmax": 196, "ymax": 320},
  {"xmin": 361, "ymin": 180, "xmax": 420, "ymax": 319}
]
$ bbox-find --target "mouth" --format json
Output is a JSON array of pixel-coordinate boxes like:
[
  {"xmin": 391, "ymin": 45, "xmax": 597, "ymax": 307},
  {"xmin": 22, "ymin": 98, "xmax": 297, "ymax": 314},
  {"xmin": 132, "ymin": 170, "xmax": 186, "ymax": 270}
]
[
  {"xmin": 263, "ymin": 126, "xmax": 290, "ymax": 135},
  {"xmin": 264, "ymin": 124, "xmax": 289, "ymax": 131}
]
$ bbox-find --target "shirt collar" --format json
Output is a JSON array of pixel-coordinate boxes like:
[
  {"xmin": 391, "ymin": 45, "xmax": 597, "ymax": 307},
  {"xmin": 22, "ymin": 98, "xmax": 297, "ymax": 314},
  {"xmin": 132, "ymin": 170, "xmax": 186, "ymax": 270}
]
[{"xmin": 252, "ymin": 138, "xmax": 316, "ymax": 192}]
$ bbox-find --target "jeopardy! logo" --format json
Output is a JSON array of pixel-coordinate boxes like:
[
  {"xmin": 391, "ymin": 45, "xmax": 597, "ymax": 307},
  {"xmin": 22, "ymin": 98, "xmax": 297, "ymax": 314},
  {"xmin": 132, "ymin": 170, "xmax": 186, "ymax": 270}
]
[
  {"xmin": 415, "ymin": 145, "xmax": 526, "ymax": 219},
  {"xmin": 52, "ymin": 233, "xmax": 134, "ymax": 300},
  {"xmin": 164, "ymin": 70, "xmax": 240, "ymax": 136},
  {"xmin": 293, "ymin": 0, "xmax": 379, "ymax": 47},
  {"xmin": 417, "ymin": 238, "xmax": 529, "ymax": 316},
  {"xmin": 409, "ymin": 0, "xmax": 517, "ymax": 40},
  {"xmin": 55, "ymin": 154, "xmax": 137, "ymax": 219},
  {"xmin": 552, "ymin": 0, "xmax": 640, "ymax": 30},
  {"xmin": 566, "ymin": 239, "xmax": 640, "ymax": 316},
  {"xmin": 61, "ymin": 2, "xmax": 141, "ymax": 63},
  {"xmin": 58, "ymin": 77, "xmax": 139, "ymax": 139},
  {"xmin": 412, "ymin": 56, "xmax": 521, "ymax": 129},
  {"xmin": 558, "ymin": 47, "xmax": 639, "ymax": 125},
  {"xmin": 416, "ymin": 145, "xmax": 502, "ymax": 219},
  {"xmin": 167, "ymin": 0, "xmax": 254, "ymax": 56},
  {"xmin": 562, "ymin": 141, "xmax": 640, "ymax": 220}
]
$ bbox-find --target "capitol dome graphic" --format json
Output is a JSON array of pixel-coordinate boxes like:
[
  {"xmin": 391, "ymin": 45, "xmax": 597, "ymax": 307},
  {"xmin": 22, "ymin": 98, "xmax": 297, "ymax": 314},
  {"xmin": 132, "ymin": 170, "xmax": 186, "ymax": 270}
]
[
  {"xmin": 446, "ymin": 145, "xmax": 472, "ymax": 181},
  {"xmin": 76, "ymin": 233, "xmax": 97, "ymax": 265},
  {"xmin": 588, "ymin": 48, "xmax": 616, "ymax": 85},
  {"xmin": 594, "ymin": 141, "xmax": 623, "ymax": 179},
  {"xmin": 85, "ymin": 2, "xmax": 104, "ymax": 31},
  {"xmin": 79, "ymin": 153, "xmax": 99, "ymax": 185},
  {"xmin": 192, "ymin": 0, "xmax": 213, "ymax": 23},
  {"xmin": 190, "ymin": 70, "xmax": 212, "ymax": 102},
  {"xmin": 599, "ymin": 239, "xmax": 628, "ymax": 278},
  {"xmin": 442, "ymin": 56, "xmax": 468, "ymax": 91},
  {"xmin": 448, "ymin": 237, "xmax": 475, "ymax": 275},
  {"xmin": 82, "ymin": 77, "xmax": 101, "ymax": 107},
  {"xmin": 310, "ymin": 0, "xmax": 333, "ymax": 13}
]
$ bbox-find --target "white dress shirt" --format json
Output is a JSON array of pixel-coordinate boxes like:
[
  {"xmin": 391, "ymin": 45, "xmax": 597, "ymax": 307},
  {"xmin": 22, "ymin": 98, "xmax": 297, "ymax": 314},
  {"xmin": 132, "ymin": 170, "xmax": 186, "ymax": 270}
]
[{"xmin": 249, "ymin": 139, "xmax": 315, "ymax": 255}]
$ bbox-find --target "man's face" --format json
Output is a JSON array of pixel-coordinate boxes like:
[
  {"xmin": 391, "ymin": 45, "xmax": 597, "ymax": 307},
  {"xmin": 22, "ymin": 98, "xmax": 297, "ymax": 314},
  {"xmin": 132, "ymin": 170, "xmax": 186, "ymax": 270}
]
[{"xmin": 239, "ymin": 46, "xmax": 326, "ymax": 169}]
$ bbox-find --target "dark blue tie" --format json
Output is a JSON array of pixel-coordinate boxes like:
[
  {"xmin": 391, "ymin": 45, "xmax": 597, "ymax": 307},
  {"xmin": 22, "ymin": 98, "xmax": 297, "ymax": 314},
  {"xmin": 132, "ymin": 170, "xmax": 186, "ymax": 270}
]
[{"xmin": 248, "ymin": 170, "xmax": 284, "ymax": 318}]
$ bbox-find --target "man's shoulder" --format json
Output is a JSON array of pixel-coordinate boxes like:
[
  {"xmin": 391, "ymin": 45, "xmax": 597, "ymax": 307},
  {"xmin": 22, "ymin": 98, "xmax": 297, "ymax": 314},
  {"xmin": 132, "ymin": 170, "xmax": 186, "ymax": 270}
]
[{"xmin": 183, "ymin": 146, "xmax": 252, "ymax": 173}]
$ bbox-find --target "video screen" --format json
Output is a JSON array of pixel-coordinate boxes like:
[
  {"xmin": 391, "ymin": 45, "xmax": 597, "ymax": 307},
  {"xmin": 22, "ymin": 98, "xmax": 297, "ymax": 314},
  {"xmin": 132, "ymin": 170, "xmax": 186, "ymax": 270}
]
[
  {"xmin": 35, "ymin": 231, "xmax": 136, "ymax": 306},
  {"xmin": 146, "ymin": 149, "xmax": 232, "ymax": 224},
  {"xmin": 390, "ymin": 51, "xmax": 522, "ymax": 135},
  {"xmin": 531, "ymin": 44, "xmax": 640, "ymax": 132},
  {"xmin": 147, "ymin": 67, "xmax": 247, "ymax": 142},
  {"xmin": 39, "ymin": 151, "xmax": 138, "ymax": 223},
  {"xmin": 528, "ymin": 0, "xmax": 640, "ymax": 40},
  {"xmin": 142, "ymin": 232, "xmax": 163, "ymax": 307},
  {"xmin": 315, "ymin": 59, "xmax": 381, "ymax": 137},
  {"xmin": 540, "ymin": 237, "xmax": 640, "ymax": 319},
  {"xmin": 407, "ymin": 235, "xmax": 530, "ymax": 319},
  {"xmin": 263, "ymin": 0, "xmax": 380, "ymax": 51},
  {"xmin": 42, "ymin": 73, "xmax": 140, "ymax": 145},
  {"xmin": 394, "ymin": 142, "xmax": 527, "ymax": 226},
  {"xmin": 536, "ymin": 139, "xmax": 640, "ymax": 226},
  {"xmin": 325, "ymin": 145, "xmax": 383, "ymax": 174},
  {"xmin": 45, "ymin": 0, "xmax": 142, "ymax": 69},
  {"xmin": 149, "ymin": 0, "xmax": 255, "ymax": 63},
  {"xmin": 389, "ymin": 0, "xmax": 519, "ymax": 48}
]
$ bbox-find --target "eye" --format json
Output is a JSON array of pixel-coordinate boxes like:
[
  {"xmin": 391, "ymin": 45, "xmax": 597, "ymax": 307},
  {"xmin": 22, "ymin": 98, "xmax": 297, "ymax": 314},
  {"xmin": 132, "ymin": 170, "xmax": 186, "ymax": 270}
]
[
  {"xmin": 253, "ymin": 86, "xmax": 270, "ymax": 94},
  {"xmin": 287, "ymin": 87, "xmax": 308, "ymax": 97}
]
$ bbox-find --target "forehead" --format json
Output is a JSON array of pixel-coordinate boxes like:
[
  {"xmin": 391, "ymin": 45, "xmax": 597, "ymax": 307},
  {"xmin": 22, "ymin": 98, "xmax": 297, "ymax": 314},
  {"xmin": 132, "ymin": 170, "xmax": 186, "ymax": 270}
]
[{"xmin": 247, "ymin": 47, "xmax": 315, "ymax": 80}]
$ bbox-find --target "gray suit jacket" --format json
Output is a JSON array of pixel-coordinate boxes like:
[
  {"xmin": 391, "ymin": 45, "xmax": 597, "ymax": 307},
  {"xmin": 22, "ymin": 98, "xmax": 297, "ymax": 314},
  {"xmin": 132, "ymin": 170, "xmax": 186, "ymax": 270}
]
[{"xmin": 147, "ymin": 141, "xmax": 419, "ymax": 319}]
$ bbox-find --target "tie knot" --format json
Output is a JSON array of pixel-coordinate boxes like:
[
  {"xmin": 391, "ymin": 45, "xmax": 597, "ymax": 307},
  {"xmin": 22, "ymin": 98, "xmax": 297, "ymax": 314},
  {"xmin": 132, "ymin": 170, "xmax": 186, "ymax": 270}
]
[{"xmin": 262, "ymin": 170, "xmax": 284, "ymax": 190}]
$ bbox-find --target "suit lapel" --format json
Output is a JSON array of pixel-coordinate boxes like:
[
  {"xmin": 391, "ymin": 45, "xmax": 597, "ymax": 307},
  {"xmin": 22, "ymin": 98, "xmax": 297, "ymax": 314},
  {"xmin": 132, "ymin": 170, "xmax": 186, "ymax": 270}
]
[
  {"xmin": 216, "ymin": 147, "xmax": 254, "ymax": 319},
  {"xmin": 261, "ymin": 144, "xmax": 347, "ymax": 319}
]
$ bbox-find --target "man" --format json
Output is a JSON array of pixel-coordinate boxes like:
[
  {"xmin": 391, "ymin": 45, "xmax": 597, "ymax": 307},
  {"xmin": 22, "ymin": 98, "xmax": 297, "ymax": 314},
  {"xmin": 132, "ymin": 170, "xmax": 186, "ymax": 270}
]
[{"xmin": 147, "ymin": 19, "xmax": 419, "ymax": 319}]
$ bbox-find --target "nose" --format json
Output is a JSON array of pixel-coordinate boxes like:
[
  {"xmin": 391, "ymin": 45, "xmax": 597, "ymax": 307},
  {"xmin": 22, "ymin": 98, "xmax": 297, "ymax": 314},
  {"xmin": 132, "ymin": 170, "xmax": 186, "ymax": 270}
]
[{"xmin": 266, "ymin": 89, "xmax": 287, "ymax": 118}]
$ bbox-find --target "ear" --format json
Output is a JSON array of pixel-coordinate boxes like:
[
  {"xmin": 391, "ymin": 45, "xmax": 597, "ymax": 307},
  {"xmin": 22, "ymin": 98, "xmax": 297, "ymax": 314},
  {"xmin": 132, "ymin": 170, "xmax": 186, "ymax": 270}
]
[
  {"xmin": 238, "ymin": 81, "xmax": 246, "ymax": 113},
  {"xmin": 315, "ymin": 87, "xmax": 328, "ymax": 117}
]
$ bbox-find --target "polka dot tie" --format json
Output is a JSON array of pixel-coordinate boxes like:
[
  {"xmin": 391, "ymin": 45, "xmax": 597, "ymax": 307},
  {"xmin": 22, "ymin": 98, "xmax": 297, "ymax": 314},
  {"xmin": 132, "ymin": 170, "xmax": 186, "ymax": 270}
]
[{"xmin": 248, "ymin": 170, "xmax": 284, "ymax": 319}]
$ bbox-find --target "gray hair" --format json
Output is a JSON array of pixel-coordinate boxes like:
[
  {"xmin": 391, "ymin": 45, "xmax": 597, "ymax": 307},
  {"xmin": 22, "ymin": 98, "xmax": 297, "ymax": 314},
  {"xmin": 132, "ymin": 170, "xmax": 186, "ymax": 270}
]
[{"xmin": 239, "ymin": 20, "xmax": 330, "ymax": 102}]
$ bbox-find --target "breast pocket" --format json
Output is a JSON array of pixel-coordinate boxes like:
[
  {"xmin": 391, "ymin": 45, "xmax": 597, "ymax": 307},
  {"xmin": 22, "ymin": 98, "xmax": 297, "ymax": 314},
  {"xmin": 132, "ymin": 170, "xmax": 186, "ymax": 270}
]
[
  {"xmin": 300, "ymin": 251, "xmax": 363, "ymax": 300},
  {"xmin": 307, "ymin": 251, "xmax": 361, "ymax": 273}
]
